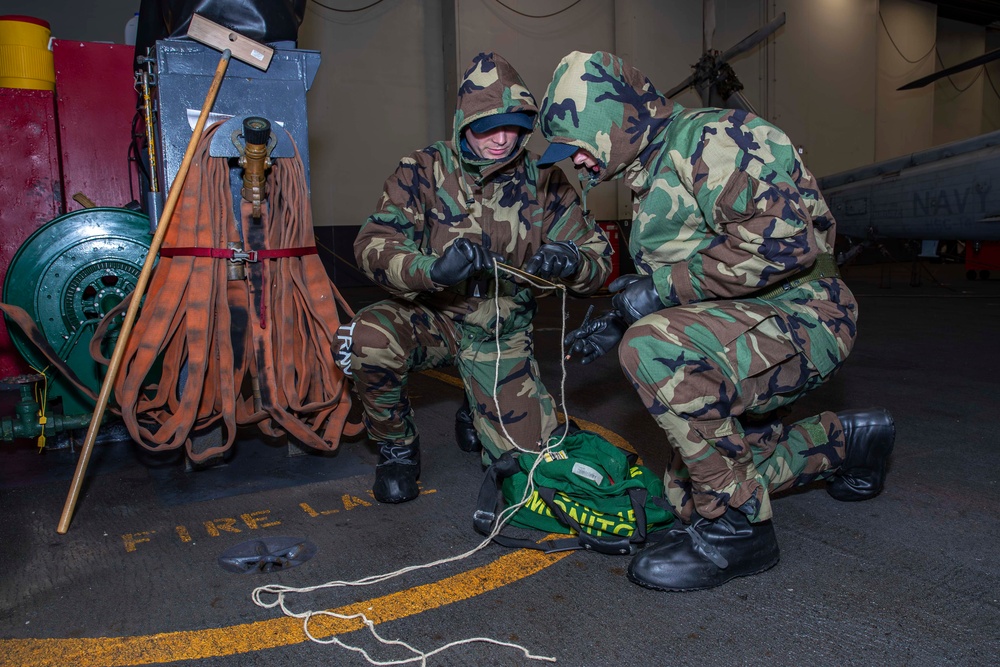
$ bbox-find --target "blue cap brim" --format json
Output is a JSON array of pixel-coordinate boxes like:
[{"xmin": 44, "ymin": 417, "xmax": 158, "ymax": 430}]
[
  {"xmin": 537, "ymin": 141, "xmax": 578, "ymax": 167},
  {"xmin": 468, "ymin": 112, "xmax": 535, "ymax": 134}
]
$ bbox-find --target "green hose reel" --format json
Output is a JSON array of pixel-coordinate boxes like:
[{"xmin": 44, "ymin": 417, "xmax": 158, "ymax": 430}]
[{"xmin": 3, "ymin": 207, "xmax": 152, "ymax": 418}]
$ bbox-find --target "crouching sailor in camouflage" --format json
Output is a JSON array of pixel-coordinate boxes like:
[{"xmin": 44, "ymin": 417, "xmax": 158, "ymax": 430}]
[
  {"xmin": 347, "ymin": 52, "xmax": 611, "ymax": 504},
  {"xmin": 538, "ymin": 51, "xmax": 894, "ymax": 591}
]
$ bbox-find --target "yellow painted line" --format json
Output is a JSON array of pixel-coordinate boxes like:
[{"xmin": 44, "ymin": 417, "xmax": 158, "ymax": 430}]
[
  {"xmin": 418, "ymin": 368, "xmax": 464, "ymax": 388},
  {"xmin": 0, "ymin": 547, "xmax": 573, "ymax": 667},
  {"xmin": 1, "ymin": 370, "xmax": 626, "ymax": 666},
  {"xmin": 420, "ymin": 368, "xmax": 637, "ymax": 455}
]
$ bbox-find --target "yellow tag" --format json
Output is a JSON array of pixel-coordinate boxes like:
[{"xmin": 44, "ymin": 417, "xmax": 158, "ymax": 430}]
[
  {"xmin": 542, "ymin": 450, "xmax": 568, "ymax": 462},
  {"xmin": 37, "ymin": 434, "xmax": 46, "ymax": 452},
  {"xmin": 37, "ymin": 415, "xmax": 47, "ymax": 425}
]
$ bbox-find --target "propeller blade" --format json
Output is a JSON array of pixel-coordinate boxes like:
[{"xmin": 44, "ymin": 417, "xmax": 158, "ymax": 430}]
[
  {"xmin": 725, "ymin": 89, "xmax": 758, "ymax": 115},
  {"xmin": 665, "ymin": 73, "xmax": 697, "ymax": 99},
  {"xmin": 703, "ymin": 0, "xmax": 716, "ymax": 53},
  {"xmin": 719, "ymin": 12, "xmax": 786, "ymax": 64},
  {"xmin": 666, "ymin": 11, "xmax": 785, "ymax": 100},
  {"xmin": 897, "ymin": 47, "xmax": 1000, "ymax": 91},
  {"xmin": 699, "ymin": 83, "xmax": 711, "ymax": 107}
]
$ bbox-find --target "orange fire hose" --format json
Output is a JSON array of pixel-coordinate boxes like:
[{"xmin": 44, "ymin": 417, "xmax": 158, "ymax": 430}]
[
  {"xmin": 112, "ymin": 121, "xmax": 362, "ymax": 461},
  {"xmin": 1, "ymin": 107, "xmax": 363, "ymax": 533},
  {"xmin": 55, "ymin": 51, "xmax": 234, "ymax": 533}
]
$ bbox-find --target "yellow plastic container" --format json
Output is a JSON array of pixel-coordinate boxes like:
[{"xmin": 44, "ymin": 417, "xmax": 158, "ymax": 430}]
[{"xmin": 0, "ymin": 15, "xmax": 55, "ymax": 91}]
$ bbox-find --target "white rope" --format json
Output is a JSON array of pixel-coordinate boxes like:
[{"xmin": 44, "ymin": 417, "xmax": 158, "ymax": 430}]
[
  {"xmin": 490, "ymin": 261, "xmax": 573, "ymax": 454},
  {"xmin": 251, "ymin": 261, "xmax": 576, "ymax": 665}
]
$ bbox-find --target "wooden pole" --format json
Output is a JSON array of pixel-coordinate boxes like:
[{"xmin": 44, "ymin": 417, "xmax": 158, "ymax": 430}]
[{"xmin": 56, "ymin": 50, "xmax": 233, "ymax": 534}]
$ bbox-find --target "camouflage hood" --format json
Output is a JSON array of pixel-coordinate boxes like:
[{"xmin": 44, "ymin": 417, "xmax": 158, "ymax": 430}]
[
  {"xmin": 539, "ymin": 51, "xmax": 683, "ymax": 183},
  {"xmin": 453, "ymin": 52, "xmax": 537, "ymax": 177}
]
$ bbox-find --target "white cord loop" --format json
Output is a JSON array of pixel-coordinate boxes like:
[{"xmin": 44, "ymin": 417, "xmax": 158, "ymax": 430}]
[{"xmin": 251, "ymin": 260, "xmax": 574, "ymax": 664}]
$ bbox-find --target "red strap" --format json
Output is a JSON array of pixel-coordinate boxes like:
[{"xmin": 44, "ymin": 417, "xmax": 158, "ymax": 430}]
[{"xmin": 159, "ymin": 246, "xmax": 318, "ymax": 261}]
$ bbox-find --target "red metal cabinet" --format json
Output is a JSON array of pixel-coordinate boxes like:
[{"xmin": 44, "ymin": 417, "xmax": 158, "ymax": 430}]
[
  {"xmin": 53, "ymin": 40, "xmax": 137, "ymax": 210},
  {"xmin": 965, "ymin": 241, "xmax": 1000, "ymax": 279},
  {"xmin": 0, "ymin": 40, "xmax": 137, "ymax": 379},
  {"xmin": 0, "ymin": 88, "xmax": 61, "ymax": 378}
]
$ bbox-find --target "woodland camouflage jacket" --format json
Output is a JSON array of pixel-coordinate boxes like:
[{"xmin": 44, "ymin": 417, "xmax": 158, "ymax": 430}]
[
  {"xmin": 538, "ymin": 51, "xmax": 838, "ymax": 308},
  {"xmin": 354, "ymin": 52, "xmax": 611, "ymax": 334}
]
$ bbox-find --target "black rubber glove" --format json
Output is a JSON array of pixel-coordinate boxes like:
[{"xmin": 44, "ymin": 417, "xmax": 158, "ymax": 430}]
[
  {"xmin": 564, "ymin": 310, "xmax": 629, "ymax": 365},
  {"xmin": 610, "ymin": 274, "xmax": 663, "ymax": 324},
  {"xmin": 523, "ymin": 241, "xmax": 581, "ymax": 280},
  {"xmin": 430, "ymin": 238, "xmax": 503, "ymax": 286}
]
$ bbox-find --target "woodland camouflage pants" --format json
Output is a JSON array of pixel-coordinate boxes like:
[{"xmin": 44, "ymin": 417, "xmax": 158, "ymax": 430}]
[
  {"xmin": 617, "ymin": 292, "xmax": 858, "ymax": 523},
  {"xmin": 343, "ymin": 298, "xmax": 557, "ymax": 459}
]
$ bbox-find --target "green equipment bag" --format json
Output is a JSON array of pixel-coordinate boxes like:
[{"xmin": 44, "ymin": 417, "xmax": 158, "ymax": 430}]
[{"xmin": 473, "ymin": 429, "xmax": 675, "ymax": 555}]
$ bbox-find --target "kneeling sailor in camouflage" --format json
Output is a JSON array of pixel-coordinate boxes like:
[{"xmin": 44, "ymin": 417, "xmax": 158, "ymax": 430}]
[
  {"xmin": 538, "ymin": 51, "xmax": 894, "ymax": 591},
  {"xmin": 347, "ymin": 52, "xmax": 611, "ymax": 504}
]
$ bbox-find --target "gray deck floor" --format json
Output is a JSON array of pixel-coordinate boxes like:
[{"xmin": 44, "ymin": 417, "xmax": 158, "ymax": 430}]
[{"xmin": 1, "ymin": 260, "xmax": 998, "ymax": 666}]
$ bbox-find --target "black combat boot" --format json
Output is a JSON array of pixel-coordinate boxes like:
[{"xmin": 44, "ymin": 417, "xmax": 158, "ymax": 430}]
[
  {"xmin": 827, "ymin": 408, "xmax": 895, "ymax": 502},
  {"xmin": 627, "ymin": 506, "xmax": 780, "ymax": 592},
  {"xmin": 372, "ymin": 439, "xmax": 421, "ymax": 503},
  {"xmin": 455, "ymin": 396, "xmax": 482, "ymax": 453}
]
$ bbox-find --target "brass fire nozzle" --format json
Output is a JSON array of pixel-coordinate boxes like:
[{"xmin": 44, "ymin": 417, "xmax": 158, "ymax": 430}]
[{"xmin": 233, "ymin": 116, "xmax": 274, "ymax": 222}]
